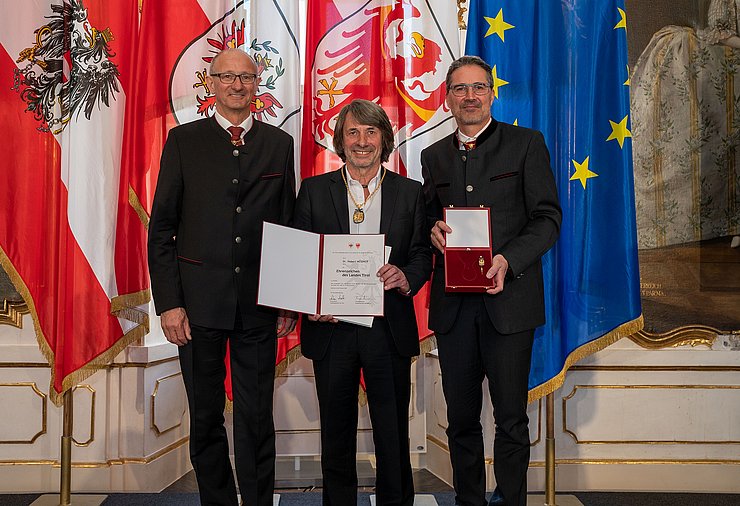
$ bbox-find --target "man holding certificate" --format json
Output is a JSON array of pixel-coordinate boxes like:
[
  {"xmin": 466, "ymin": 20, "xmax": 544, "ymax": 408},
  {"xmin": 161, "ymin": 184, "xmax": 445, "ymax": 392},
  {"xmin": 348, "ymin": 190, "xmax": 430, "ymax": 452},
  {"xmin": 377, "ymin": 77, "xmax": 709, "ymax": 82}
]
[
  {"xmin": 294, "ymin": 99, "xmax": 432, "ymax": 506},
  {"xmin": 421, "ymin": 56, "xmax": 562, "ymax": 506}
]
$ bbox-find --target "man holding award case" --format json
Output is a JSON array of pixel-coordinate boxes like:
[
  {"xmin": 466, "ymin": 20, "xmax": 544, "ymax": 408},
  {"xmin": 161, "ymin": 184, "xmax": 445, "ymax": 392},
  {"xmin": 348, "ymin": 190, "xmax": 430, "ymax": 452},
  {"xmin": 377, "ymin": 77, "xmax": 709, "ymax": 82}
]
[{"xmin": 421, "ymin": 56, "xmax": 562, "ymax": 506}]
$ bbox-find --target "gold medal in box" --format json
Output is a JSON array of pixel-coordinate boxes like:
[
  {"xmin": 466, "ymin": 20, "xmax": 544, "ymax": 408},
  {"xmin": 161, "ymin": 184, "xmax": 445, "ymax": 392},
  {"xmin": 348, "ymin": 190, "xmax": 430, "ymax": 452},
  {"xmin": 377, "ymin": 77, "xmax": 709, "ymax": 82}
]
[{"xmin": 443, "ymin": 207, "xmax": 493, "ymax": 292}]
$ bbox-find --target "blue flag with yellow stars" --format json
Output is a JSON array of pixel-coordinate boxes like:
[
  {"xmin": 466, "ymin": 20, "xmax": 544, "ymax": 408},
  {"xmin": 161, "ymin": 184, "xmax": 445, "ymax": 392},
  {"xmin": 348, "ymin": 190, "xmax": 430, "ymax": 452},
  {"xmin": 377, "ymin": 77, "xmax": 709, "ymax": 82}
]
[{"xmin": 465, "ymin": 0, "xmax": 643, "ymax": 399}]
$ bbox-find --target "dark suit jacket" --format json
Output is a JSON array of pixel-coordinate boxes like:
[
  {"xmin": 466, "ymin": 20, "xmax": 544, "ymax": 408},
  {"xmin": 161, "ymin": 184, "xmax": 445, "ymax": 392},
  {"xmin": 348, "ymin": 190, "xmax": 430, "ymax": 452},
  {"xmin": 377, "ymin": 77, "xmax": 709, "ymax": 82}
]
[
  {"xmin": 421, "ymin": 119, "xmax": 561, "ymax": 335},
  {"xmin": 148, "ymin": 117, "xmax": 295, "ymax": 330},
  {"xmin": 293, "ymin": 168, "xmax": 432, "ymax": 359}
]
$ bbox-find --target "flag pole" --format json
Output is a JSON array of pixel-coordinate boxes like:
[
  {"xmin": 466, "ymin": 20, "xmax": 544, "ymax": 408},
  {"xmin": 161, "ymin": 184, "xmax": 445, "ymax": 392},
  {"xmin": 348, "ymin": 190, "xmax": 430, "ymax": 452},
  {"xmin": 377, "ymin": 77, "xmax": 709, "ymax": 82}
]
[
  {"xmin": 30, "ymin": 389, "xmax": 106, "ymax": 506},
  {"xmin": 60, "ymin": 389, "xmax": 72, "ymax": 505},
  {"xmin": 545, "ymin": 393, "xmax": 556, "ymax": 505},
  {"xmin": 536, "ymin": 393, "xmax": 583, "ymax": 506}
]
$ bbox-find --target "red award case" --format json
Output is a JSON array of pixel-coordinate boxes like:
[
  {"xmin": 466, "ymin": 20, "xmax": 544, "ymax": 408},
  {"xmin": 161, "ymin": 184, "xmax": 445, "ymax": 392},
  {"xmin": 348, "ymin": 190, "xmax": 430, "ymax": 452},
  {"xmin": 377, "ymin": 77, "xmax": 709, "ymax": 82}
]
[{"xmin": 443, "ymin": 207, "xmax": 493, "ymax": 292}]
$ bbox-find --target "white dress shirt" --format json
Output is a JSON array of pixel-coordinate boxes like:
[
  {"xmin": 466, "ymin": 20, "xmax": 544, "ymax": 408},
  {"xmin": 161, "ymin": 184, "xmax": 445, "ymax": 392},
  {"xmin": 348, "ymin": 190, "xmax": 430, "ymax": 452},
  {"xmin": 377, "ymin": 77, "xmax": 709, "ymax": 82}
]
[
  {"xmin": 345, "ymin": 167, "xmax": 383, "ymax": 235},
  {"xmin": 214, "ymin": 110, "xmax": 254, "ymax": 141}
]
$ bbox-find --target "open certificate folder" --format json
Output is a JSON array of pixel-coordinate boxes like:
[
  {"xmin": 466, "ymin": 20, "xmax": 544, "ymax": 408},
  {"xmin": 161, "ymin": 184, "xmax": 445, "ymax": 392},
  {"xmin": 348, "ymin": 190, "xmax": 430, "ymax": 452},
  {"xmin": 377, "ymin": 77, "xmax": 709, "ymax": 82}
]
[{"xmin": 257, "ymin": 222, "xmax": 385, "ymax": 317}]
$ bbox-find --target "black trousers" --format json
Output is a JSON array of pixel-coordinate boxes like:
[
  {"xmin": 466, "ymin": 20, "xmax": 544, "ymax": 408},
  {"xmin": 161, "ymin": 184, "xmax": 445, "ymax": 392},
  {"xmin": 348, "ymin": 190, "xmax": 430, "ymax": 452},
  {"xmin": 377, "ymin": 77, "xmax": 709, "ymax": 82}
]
[
  {"xmin": 312, "ymin": 320, "xmax": 414, "ymax": 506},
  {"xmin": 436, "ymin": 296, "xmax": 534, "ymax": 506},
  {"xmin": 179, "ymin": 322, "xmax": 276, "ymax": 506}
]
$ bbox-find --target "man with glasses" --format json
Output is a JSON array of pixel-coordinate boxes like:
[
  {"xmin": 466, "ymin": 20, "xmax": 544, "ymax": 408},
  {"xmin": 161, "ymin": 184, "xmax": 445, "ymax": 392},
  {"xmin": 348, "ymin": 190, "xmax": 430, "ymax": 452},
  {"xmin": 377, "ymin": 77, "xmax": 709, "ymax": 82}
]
[
  {"xmin": 148, "ymin": 48, "xmax": 296, "ymax": 506},
  {"xmin": 421, "ymin": 56, "xmax": 561, "ymax": 506}
]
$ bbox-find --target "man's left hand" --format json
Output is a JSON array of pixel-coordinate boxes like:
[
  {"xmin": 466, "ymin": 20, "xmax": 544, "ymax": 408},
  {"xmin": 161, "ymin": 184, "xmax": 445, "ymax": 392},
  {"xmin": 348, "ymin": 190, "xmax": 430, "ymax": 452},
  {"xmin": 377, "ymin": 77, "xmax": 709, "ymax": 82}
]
[
  {"xmin": 377, "ymin": 263, "xmax": 410, "ymax": 294},
  {"xmin": 485, "ymin": 254, "xmax": 509, "ymax": 295},
  {"xmin": 276, "ymin": 310, "xmax": 297, "ymax": 337}
]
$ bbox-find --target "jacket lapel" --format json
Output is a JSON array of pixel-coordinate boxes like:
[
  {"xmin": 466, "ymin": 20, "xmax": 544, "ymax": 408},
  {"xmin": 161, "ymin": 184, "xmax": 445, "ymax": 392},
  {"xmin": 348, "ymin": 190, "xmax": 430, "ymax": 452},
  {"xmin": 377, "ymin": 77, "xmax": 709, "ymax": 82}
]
[
  {"xmin": 329, "ymin": 168, "xmax": 350, "ymax": 234},
  {"xmin": 379, "ymin": 168, "xmax": 397, "ymax": 234}
]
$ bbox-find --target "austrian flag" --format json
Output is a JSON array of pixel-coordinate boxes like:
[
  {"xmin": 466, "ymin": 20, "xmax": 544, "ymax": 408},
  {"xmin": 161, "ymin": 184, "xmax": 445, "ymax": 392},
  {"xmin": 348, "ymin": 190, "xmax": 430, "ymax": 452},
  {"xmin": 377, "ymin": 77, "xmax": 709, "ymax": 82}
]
[{"xmin": 0, "ymin": 0, "xmax": 145, "ymax": 405}]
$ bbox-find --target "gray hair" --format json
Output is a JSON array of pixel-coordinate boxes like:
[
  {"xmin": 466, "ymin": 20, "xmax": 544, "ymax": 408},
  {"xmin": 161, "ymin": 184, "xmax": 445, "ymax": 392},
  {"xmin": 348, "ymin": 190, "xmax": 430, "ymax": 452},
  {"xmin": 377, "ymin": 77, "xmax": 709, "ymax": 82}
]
[
  {"xmin": 333, "ymin": 99, "xmax": 395, "ymax": 163},
  {"xmin": 445, "ymin": 55, "xmax": 493, "ymax": 92}
]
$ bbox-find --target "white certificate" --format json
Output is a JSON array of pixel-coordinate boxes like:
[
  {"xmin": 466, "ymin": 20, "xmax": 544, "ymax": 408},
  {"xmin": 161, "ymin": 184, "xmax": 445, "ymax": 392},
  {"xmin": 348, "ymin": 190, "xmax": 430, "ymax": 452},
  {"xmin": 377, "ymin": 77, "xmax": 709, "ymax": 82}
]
[
  {"xmin": 319, "ymin": 234, "xmax": 385, "ymax": 316},
  {"xmin": 257, "ymin": 223, "xmax": 385, "ymax": 317},
  {"xmin": 336, "ymin": 245, "xmax": 392, "ymax": 327}
]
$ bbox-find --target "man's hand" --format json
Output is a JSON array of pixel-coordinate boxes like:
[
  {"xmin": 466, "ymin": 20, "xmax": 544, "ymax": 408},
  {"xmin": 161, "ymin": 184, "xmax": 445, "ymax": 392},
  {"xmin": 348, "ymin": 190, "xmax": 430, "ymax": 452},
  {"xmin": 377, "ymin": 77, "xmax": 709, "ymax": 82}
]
[
  {"xmin": 276, "ymin": 310, "xmax": 297, "ymax": 337},
  {"xmin": 160, "ymin": 307, "xmax": 191, "ymax": 346},
  {"xmin": 377, "ymin": 263, "xmax": 410, "ymax": 294},
  {"xmin": 308, "ymin": 314, "xmax": 338, "ymax": 323},
  {"xmin": 431, "ymin": 220, "xmax": 452, "ymax": 253},
  {"xmin": 485, "ymin": 254, "xmax": 509, "ymax": 295}
]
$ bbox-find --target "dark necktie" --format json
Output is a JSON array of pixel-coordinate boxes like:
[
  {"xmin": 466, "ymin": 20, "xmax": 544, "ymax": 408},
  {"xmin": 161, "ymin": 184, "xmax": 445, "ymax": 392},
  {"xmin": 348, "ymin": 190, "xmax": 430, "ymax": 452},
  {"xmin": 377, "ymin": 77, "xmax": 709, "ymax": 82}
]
[{"xmin": 227, "ymin": 126, "xmax": 244, "ymax": 146}]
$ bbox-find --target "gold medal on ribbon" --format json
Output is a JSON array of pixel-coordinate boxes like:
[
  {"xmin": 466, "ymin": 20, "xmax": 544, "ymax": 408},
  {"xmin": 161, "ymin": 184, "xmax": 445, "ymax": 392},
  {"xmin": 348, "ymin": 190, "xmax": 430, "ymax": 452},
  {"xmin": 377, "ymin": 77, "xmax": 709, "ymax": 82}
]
[{"xmin": 342, "ymin": 166, "xmax": 386, "ymax": 226}]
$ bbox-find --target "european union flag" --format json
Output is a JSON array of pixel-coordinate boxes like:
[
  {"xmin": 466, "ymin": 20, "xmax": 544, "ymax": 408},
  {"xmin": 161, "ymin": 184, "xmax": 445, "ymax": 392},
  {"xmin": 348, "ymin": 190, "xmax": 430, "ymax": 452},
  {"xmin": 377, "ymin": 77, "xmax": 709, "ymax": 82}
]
[{"xmin": 465, "ymin": 0, "xmax": 643, "ymax": 398}]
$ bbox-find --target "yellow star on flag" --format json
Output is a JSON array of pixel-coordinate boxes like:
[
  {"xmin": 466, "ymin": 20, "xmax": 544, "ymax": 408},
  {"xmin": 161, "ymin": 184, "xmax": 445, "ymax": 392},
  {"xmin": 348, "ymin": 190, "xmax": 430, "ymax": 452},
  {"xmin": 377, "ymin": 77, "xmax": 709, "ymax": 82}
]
[
  {"xmin": 484, "ymin": 9, "xmax": 515, "ymax": 42},
  {"xmin": 570, "ymin": 156, "xmax": 598, "ymax": 189},
  {"xmin": 491, "ymin": 65, "xmax": 508, "ymax": 99},
  {"xmin": 606, "ymin": 115, "xmax": 632, "ymax": 148},
  {"xmin": 614, "ymin": 7, "xmax": 627, "ymax": 30},
  {"xmin": 624, "ymin": 65, "xmax": 630, "ymax": 86},
  {"xmin": 513, "ymin": 118, "xmax": 518, "ymax": 126}
]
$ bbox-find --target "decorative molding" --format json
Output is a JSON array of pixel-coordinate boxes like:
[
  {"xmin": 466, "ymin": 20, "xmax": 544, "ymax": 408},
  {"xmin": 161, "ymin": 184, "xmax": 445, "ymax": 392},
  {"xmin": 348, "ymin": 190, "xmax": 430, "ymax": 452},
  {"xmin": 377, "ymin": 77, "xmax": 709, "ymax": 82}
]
[
  {"xmin": 0, "ymin": 299, "xmax": 29, "ymax": 328},
  {"xmin": 71, "ymin": 384, "xmax": 96, "ymax": 447},
  {"xmin": 0, "ymin": 358, "xmax": 179, "ymax": 369},
  {"xmin": 0, "ymin": 382, "xmax": 47, "ymax": 444},
  {"xmin": 628, "ymin": 326, "xmax": 725, "ymax": 349},
  {"xmin": 530, "ymin": 399, "xmax": 542, "ymax": 447},
  {"xmin": 571, "ymin": 365, "xmax": 740, "ymax": 372},
  {"xmin": 151, "ymin": 372, "xmax": 186, "ymax": 436},
  {"xmin": 562, "ymin": 384, "xmax": 740, "ymax": 444},
  {"xmin": 0, "ymin": 437, "xmax": 189, "ymax": 466},
  {"xmin": 426, "ymin": 436, "xmax": 740, "ymax": 466}
]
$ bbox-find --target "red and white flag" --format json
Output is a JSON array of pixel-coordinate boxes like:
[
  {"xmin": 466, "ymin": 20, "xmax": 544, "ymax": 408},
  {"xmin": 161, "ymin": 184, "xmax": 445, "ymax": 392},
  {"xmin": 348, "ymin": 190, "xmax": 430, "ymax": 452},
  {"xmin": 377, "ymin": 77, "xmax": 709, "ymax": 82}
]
[
  {"xmin": 0, "ymin": 0, "xmax": 142, "ymax": 404},
  {"xmin": 302, "ymin": 0, "xmax": 460, "ymax": 343},
  {"xmin": 131, "ymin": 0, "xmax": 303, "ymax": 392}
]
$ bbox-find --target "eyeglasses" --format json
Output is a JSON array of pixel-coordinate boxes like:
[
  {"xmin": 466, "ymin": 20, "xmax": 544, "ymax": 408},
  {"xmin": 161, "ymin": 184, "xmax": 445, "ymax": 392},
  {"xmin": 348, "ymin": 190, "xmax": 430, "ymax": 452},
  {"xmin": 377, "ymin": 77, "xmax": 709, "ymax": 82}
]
[
  {"xmin": 449, "ymin": 82, "xmax": 492, "ymax": 97},
  {"xmin": 211, "ymin": 72, "xmax": 257, "ymax": 85}
]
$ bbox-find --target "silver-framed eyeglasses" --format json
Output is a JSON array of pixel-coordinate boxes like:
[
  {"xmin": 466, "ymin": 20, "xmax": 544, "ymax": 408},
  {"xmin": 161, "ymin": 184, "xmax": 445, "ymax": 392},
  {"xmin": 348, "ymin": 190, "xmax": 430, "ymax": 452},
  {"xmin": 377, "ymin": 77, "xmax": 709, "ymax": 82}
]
[
  {"xmin": 211, "ymin": 72, "xmax": 257, "ymax": 84},
  {"xmin": 449, "ymin": 82, "xmax": 492, "ymax": 97}
]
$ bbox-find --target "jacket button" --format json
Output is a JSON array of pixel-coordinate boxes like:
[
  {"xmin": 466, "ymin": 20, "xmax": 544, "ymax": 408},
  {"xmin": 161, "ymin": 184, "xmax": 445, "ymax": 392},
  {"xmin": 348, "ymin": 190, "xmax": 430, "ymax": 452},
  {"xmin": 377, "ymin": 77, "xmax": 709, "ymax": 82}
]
[
  {"xmin": 461, "ymin": 155, "xmax": 467, "ymax": 162},
  {"xmin": 232, "ymin": 149, "xmax": 239, "ymax": 157},
  {"xmin": 236, "ymin": 206, "xmax": 242, "ymax": 213},
  {"xmin": 235, "ymin": 236, "xmax": 242, "ymax": 243},
  {"xmin": 466, "ymin": 184, "xmax": 473, "ymax": 192},
  {"xmin": 234, "ymin": 266, "xmax": 241, "ymax": 273},
  {"xmin": 232, "ymin": 178, "xmax": 239, "ymax": 184}
]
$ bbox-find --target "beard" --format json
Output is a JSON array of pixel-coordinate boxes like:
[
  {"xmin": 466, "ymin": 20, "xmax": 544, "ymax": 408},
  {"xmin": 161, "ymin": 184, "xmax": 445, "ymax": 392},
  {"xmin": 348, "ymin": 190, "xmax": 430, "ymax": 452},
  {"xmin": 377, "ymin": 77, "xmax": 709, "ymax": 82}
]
[{"xmin": 454, "ymin": 99, "xmax": 490, "ymax": 125}]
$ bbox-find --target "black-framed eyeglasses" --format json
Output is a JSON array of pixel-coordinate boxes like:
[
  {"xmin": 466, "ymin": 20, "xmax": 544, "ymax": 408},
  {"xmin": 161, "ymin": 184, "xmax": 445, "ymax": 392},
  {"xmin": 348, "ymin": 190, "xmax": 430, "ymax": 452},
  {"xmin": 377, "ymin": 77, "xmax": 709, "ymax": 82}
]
[
  {"xmin": 211, "ymin": 72, "xmax": 257, "ymax": 84},
  {"xmin": 449, "ymin": 82, "xmax": 492, "ymax": 97}
]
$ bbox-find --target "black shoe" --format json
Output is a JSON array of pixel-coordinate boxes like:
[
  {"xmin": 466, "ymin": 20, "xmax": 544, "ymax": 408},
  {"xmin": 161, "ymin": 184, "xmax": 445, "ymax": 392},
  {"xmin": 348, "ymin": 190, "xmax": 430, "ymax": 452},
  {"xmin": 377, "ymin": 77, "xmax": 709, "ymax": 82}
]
[{"xmin": 487, "ymin": 486, "xmax": 505, "ymax": 505}]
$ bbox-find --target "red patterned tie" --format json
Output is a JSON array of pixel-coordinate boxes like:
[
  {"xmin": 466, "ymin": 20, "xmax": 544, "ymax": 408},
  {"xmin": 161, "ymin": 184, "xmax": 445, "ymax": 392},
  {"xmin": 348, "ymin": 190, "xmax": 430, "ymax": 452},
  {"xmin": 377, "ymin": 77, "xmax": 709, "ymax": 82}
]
[
  {"xmin": 227, "ymin": 126, "xmax": 244, "ymax": 146},
  {"xmin": 462, "ymin": 139, "xmax": 476, "ymax": 151}
]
